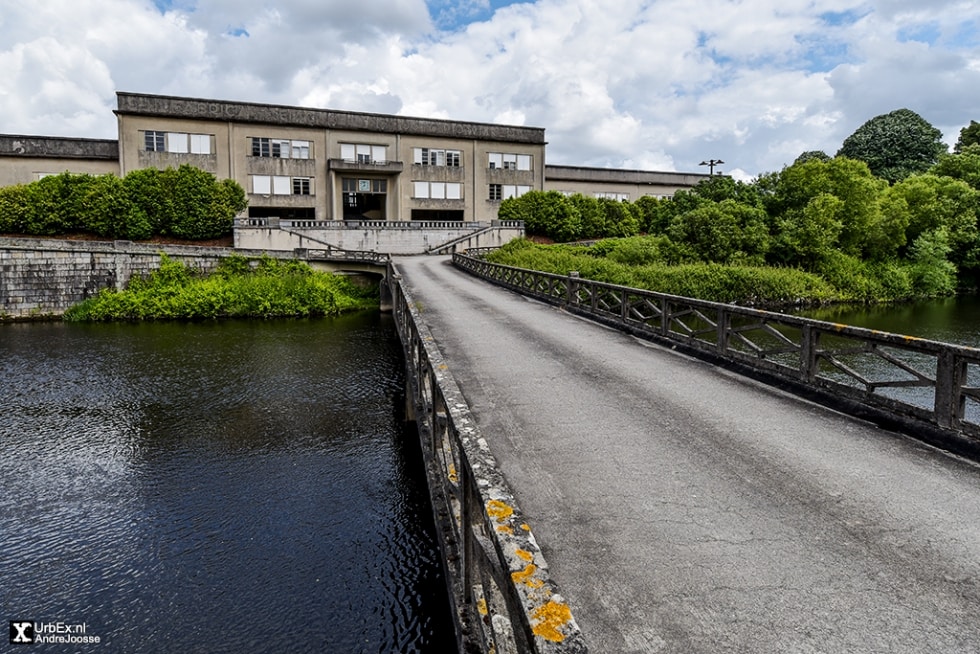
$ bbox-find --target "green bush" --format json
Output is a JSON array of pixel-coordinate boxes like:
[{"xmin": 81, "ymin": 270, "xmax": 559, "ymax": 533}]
[
  {"xmin": 0, "ymin": 166, "xmax": 247, "ymax": 241},
  {"xmin": 64, "ymin": 254, "xmax": 376, "ymax": 322}
]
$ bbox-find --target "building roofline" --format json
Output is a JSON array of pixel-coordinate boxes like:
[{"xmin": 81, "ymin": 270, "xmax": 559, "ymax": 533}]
[
  {"xmin": 0, "ymin": 134, "xmax": 119, "ymax": 160},
  {"xmin": 115, "ymin": 92, "xmax": 547, "ymax": 145},
  {"xmin": 545, "ymin": 164, "xmax": 711, "ymax": 185}
]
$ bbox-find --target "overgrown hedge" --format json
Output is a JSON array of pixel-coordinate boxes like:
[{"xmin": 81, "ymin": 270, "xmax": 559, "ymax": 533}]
[
  {"xmin": 483, "ymin": 238, "xmax": 927, "ymax": 307},
  {"xmin": 63, "ymin": 254, "xmax": 376, "ymax": 321},
  {"xmin": 0, "ymin": 165, "xmax": 247, "ymax": 241}
]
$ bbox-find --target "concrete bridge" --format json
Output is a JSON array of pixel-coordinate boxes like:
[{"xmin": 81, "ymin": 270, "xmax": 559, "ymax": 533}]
[{"xmin": 391, "ymin": 254, "xmax": 980, "ymax": 653}]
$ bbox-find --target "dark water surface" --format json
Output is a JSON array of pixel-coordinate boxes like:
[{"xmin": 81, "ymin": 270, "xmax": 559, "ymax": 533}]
[
  {"xmin": 797, "ymin": 294, "xmax": 980, "ymax": 347},
  {"xmin": 0, "ymin": 314, "xmax": 456, "ymax": 652}
]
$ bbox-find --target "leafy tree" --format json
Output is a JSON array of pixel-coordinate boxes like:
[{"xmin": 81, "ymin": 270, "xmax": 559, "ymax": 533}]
[
  {"xmin": 837, "ymin": 108, "xmax": 948, "ymax": 183},
  {"xmin": 883, "ymin": 174, "xmax": 979, "ymax": 268},
  {"xmin": 929, "ymin": 145, "xmax": 980, "ymax": 190},
  {"xmin": 77, "ymin": 174, "xmax": 142, "ymax": 239},
  {"xmin": 766, "ymin": 157, "xmax": 887, "ymax": 259},
  {"xmin": 794, "ymin": 150, "xmax": 831, "ymax": 165},
  {"xmin": 909, "ymin": 228, "xmax": 957, "ymax": 296},
  {"xmin": 689, "ymin": 175, "xmax": 765, "ymax": 208},
  {"xmin": 598, "ymin": 198, "xmax": 639, "ymax": 237},
  {"xmin": 166, "ymin": 164, "xmax": 245, "ymax": 240},
  {"xmin": 568, "ymin": 194, "xmax": 605, "ymax": 240},
  {"xmin": 632, "ymin": 195, "xmax": 663, "ymax": 235},
  {"xmin": 954, "ymin": 120, "xmax": 980, "ymax": 153},
  {"xmin": 666, "ymin": 199, "xmax": 769, "ymax": 265},
  {"xmin": 499, "ymin": 190, "xmax": 582, "ymax": 242},
  {"xmin": 0, "ymin": 184, "xmax": 31, "ymax": 233},
  {"xmin": 775, "ymin": 193, "xmax": 844, "ymax": 269}
]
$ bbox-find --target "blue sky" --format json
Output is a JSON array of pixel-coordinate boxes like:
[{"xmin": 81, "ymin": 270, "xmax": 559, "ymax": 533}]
[{"xmin": 3, "ymin": 0, "xmax": 980, "ymax": 180}]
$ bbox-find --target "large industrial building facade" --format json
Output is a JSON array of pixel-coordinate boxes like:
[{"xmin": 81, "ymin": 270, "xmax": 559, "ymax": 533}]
[{"xmin": 1, "ymin": 92, "xmax": 709, "ymax": 225}]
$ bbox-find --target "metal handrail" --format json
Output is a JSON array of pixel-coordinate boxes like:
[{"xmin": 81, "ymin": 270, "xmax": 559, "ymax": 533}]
[
  {"xmin": 388, "ymin": 262, "xmax": 588, "ymax": 653},
  {"xmin": 453, "ymin": 251, "xmax": 980, "ymax": 458}
]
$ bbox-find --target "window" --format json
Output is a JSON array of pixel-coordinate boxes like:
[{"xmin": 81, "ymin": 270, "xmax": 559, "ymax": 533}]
[
  {"xmin": 489, "ymin": 184, "xmax": 530, "ymax": 200},
  {"xmin": 251, "ymin": 175, "xmax": 313, "ymax": 195},
  {"xmin": 145, "ymin": 131, "xmax": 165, "ymax": 152},
  {"xmin": 341, "ymin": 143, "xmax": 386, "ymax": 164},
  {"xmin": 413, "ymin": 181, "xmax": 462, "ymax": 199},
  {"xmin": 252, "ymin": 137, "xmax": 271, "ymax": 157},
  {"xmin": 413, "ymin": 148, "xmax": 461, "ymax": 167},
  {"xmin": 143, "ymin": 131, "xmax": 212, "ymax": 154},
  {"xmin": 342, "ymin": 178, "xmax": 387, "ymax": 193},
  {"xmin": 489, "ymin": 152, "xmax": 532, "ymax": 171},
  {"xmin": 189, "ymin": 134, "xmax": 211, "ymax": 154},
  {"xmin": 292, "ymin": 177, "xmax": 311, "ymax": 195},
  {"xmin": 251, "ymin": 137, "xmax": 312, "ymax": 159},
  {"xmin": 272, "ymin": 176, "xmax": 291, "ymax": 195},
  {"xmin": 167, "ymin": 132, "xmax": 189, "ymax": 154},
  {"xmin": 252, "ymin": 175, "xmax": 271, "ymax": 195},
  {"xmin": 291, "ymin": 140, "xmax": 310, "ymax": 159},
  {"xmin": 595, "ymin": 192, "xmax": 630, "ymax": 201}
]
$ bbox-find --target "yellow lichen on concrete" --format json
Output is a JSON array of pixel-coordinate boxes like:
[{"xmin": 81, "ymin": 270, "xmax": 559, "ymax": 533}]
[
  {"xmin": 511, "ymin": 564, "xmax": 544, "ymax": 588},
  {"xmin": 486, "ymin": 499, "xmax": 514, "ymax": 522},
  {"xmin": 531, "ymin": 600, "xmax": 573, "ymax": 643},
  {"xmin": 516, "ymin": 548, "xmax": 534, "ymax": 562},
  {"xmin": 511, "ymin": 563, "xmax": 537, "ymax": 584}
]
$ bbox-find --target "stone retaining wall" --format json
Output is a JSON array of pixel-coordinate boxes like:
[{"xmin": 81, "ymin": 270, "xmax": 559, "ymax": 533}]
[{"xmin": 0, "ymin": 238, "xmax": 293, "ymax": 320}]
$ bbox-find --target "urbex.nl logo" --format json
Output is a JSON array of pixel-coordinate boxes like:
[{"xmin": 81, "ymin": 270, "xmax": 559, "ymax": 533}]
[
  {"xmin": 9, "ymin": 621, "xmax": 34, "ymax": 644},
  {"xmin": 9, "ymin": 620, "xmax": 101, "ymax": 646}
]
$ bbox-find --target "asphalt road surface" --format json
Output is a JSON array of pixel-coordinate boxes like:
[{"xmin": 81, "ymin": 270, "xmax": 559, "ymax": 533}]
[{"xmin": 395, "ymin": 255, "xmax": 980, "ymax": 654}]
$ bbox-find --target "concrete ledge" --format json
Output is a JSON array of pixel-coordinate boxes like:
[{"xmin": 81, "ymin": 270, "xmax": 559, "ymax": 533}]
[{"xmin": 390, "ymin": 262, "xmax": 588, "ymax": 652}]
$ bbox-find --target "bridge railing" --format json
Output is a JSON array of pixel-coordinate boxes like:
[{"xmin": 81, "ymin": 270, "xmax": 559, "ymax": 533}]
[
  {"xmin": 454, "ymin": 251, "xmax": 980, "ymax": 457},
  {"xmin": 388, "ymin": 262, "xmax": 588, "ymax": 654},
  {"xmin": 291, "ymin": 245, "xmax": 389, "ymax": 264}
]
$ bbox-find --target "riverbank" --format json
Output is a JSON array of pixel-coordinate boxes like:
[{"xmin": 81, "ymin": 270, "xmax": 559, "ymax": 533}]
[
  {"xmin": 64, "ymin": 254, "xmax": 378, "ymax": 321},
  {"xmin": 485, "ymin": 238, "xmax": 958, "ymax": 309}
]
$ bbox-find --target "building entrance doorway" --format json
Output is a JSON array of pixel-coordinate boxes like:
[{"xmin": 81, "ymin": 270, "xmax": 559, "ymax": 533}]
[{"xmin": 342, "ymin": 178, "xmax": 387, "ymax": 221}]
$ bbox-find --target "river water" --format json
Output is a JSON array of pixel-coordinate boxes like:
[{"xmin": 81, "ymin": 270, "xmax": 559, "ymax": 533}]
[
  {"xmin": 797, "ymin": 295, "xmax": 980, "ymax": 347},
  {"xmin": 0, "ymin": 313, "xmax": 457, "ymax": 652}
]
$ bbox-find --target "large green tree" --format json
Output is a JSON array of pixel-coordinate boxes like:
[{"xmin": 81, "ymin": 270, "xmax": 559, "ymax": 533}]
[
  {"xmin": 837, "ymin": 108, "xmax": 948, "ymax": 183},
  {"xmin": 929, "ymin": 145, "xmax": 980, "ymax": 190},
  {"xmin": 954, "ymin": 120, "xmax": 980, "ymax": 154},
  {"xmin": 766, "ymin": 157, "xmax": 889, "ymax": 261}
]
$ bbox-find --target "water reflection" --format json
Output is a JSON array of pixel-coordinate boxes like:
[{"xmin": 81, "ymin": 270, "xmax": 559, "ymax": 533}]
[
  {"xmin": 0, "ymin": 315, "xmax": 456, "ymax": 652},
  {"xmin": 797, "ymin": 295, "xmax": 980, "ymax": 347}
]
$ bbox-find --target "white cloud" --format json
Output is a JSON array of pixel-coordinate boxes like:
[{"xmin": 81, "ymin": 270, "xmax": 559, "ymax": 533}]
[{"xmin": 1, "ymin": 0, "xmax": 979, "ymax": 178}]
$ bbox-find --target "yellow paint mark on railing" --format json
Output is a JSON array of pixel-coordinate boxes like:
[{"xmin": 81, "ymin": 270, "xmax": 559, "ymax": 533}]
[
  {"xmin": 486, "ymin": 499, "xmax": 514, "ymax": 522},
  {"xmin": 531, "ymin": 600, "xmax": 573, "ymax": 643}
]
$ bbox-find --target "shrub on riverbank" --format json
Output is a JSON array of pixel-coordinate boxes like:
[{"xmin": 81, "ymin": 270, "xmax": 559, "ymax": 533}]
[
  {"xmin": 483, "ymin": 238, "xmax": 914, "ymax": 307},
  {"xmin": 64, "ymin": 254, "xmax": 377, "ymax": 321}
]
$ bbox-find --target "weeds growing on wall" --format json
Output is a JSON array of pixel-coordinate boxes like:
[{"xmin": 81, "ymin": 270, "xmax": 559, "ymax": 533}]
[{"xmin": 63, "ymin": 254, "xmax": 377, "ymax": 321}]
